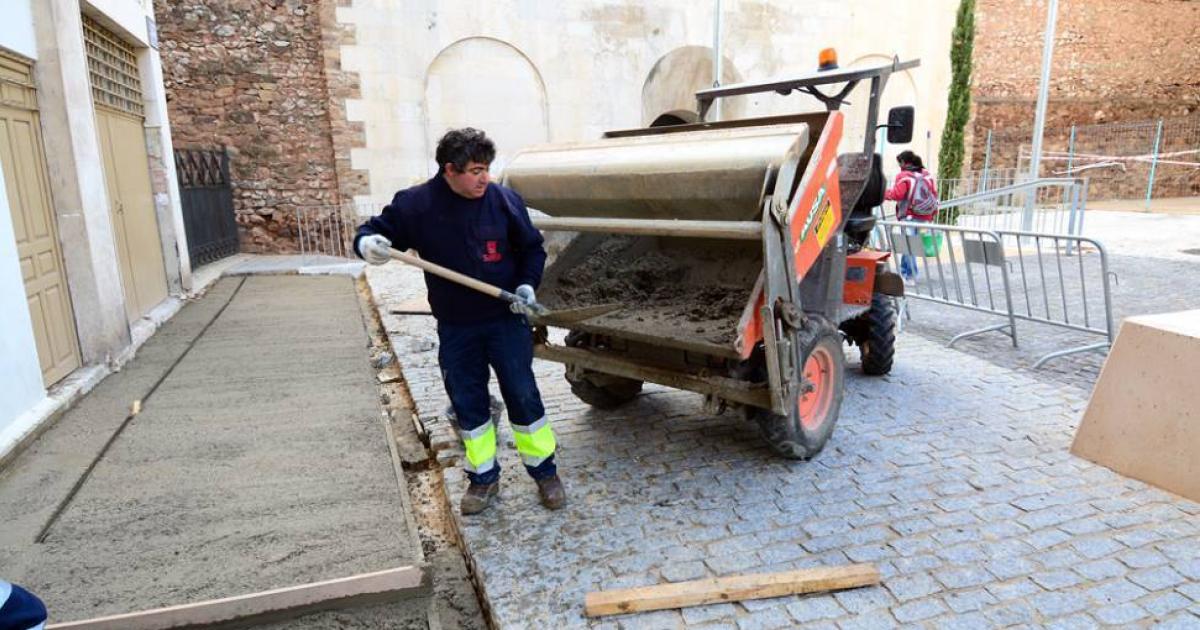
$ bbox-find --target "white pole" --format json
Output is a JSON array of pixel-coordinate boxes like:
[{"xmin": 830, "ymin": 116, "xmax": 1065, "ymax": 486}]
[
  {"xmin": 711, "ymin": 0, "xmax": 723, "ymax": 121},
  {"xmin": 1025, "ymin": 0, "xmax": 1059, "ymax": 230}
]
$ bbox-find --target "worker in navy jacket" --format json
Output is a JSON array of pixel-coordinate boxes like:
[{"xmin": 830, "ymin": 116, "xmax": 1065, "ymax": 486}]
[
  {"xmin": 0, "ymin": 580, "xmax": 46, "ymax": 630},
  {"xmin": 354, "ymin": 128, "xmax": 564, "ymax": 515}
]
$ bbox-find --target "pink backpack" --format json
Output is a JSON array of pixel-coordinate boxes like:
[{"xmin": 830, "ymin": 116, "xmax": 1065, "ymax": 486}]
[{"xmin": 904, "ymin": 171, "xmax": 939, "ymax": 219}]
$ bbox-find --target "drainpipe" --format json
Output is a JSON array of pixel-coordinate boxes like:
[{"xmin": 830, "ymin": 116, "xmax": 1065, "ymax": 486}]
[{"xmin": 711, "ymin": 0, "xmax": 723, "ymax": 121}]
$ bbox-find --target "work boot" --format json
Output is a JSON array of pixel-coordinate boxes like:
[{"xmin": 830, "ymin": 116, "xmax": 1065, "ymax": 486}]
[
  {"xmin": 536, "ymin": 475, "xmax": 567, "ymax": 510},
  {"xmin": 460, "ymin": 481, "xmax": 499, "ymax": 515}
]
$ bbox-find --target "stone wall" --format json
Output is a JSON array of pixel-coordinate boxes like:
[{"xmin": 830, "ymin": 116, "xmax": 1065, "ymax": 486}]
[
  {"xmin": 969, "ymin": 0, "xmax": 1200, "ymax": 198},
  {"xmin": 155, "ymin": 0, "xmax": 365, "ymax": 253}
]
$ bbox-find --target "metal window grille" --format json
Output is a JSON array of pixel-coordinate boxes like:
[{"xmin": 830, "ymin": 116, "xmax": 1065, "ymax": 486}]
[{"xmin": 82, "ymin": 15, "xmax": 144, "ymax": 117}]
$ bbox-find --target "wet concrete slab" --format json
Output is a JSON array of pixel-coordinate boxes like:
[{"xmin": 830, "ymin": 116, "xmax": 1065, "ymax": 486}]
[{"xmin": 0, "ymin": 276, "xmax": 425, "ymax": 626}]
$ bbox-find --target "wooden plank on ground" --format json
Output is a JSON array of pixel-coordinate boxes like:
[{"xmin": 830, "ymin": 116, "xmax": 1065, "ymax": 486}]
[
  {"xmin": 48, "ymin": 565, "xmax": 429, "ymax": 630},
  {"xmin": 584, "ymin": 564, "xmax": 879, "ymax": 617}
]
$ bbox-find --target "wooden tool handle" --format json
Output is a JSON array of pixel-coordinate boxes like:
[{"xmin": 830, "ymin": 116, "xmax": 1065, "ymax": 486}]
[{"xmin": 388, "ymin": 248, "xmax": 517, "ymax": 303}]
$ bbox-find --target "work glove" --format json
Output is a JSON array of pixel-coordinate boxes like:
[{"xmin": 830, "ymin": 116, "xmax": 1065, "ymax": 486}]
[
  {"xmin": 358, "ymin": 234, "xmax": 392, "ymax": 265},
  {"xmin": 510, "ymin": 284, "xmax": 540, "ymax": 316}
]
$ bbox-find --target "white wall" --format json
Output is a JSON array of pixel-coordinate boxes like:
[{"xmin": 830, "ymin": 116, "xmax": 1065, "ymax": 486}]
[
  {"xmin": 340, "ymin": 0, "xmax": 958, "ymax": 203},
  {"xmin": 0, "ymin": 0, "xmax": 47, "ymax": 439},
  {"xmin": 0, "ymin": 164, "xmax": 49, "ymax": 435},
  {"xmin": 0, "ymin": 0, "xmax": 38, "ymax": 59},
  {"xmin": 82, "ymin": 0, "xmax": 150, "ymax": 46}
]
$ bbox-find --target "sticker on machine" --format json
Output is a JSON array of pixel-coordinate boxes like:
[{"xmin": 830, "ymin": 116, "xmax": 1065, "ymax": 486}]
[
  {"xmin": 798, "ymin": 186, "xmax": 827, "ymax": 242},
  {"xmin": 813, "ymin": 199, "xmax": 835, "ymax": 246}
]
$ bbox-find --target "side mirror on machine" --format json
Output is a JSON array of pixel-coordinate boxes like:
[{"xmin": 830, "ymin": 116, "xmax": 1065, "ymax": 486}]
[{"xmin": 886, "ymin": 106, "xmax": 915, "ymax": 144}]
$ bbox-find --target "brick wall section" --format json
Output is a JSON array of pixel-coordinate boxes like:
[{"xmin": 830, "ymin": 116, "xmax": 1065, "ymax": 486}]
[
  {"xmin": 317, "ymin": 1, "xmax": 369, "ymax": 206},
  {"xmin": 156, "ymin": 0, "xmax": 365, "ymax": 253},
  {"xmin": 969, "ymin": 0, "xmax": 1200, "ymax": 198}
]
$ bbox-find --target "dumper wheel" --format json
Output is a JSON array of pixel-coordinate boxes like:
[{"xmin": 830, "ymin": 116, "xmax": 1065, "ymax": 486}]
[
  {"xmin": 564, "ymin": 331, "xmax": 644, "ymax": 409},
  {"xmin": 755, "ymin": 318, "xmax": 845, "ymax": 460},
  {"xmin": 856, "ymin": 293, "xmax": 896, "ymax": 376}
]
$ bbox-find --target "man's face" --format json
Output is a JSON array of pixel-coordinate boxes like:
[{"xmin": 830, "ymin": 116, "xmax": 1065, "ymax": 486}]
[{"xmin": 444, "ymin": 161, "xmax": 491, "ymax": 199}]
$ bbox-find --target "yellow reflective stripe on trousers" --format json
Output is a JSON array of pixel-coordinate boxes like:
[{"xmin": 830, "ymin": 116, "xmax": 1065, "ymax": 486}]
[
  {"xmin": 461, "ymin": 423, "xmax": 497, "ymax": 473},
  {"xmin": 511, "ymin": 416, "xmax": 555, "ymax": 467}
]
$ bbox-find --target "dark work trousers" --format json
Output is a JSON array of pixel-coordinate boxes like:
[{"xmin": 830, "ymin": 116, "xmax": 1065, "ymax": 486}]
[{"xmin": 437, "ymin": 314, "xmax": 556, "ymax": 485}]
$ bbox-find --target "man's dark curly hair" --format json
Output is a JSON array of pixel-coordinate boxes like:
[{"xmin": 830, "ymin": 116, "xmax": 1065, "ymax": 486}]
[{"xmin": 435, "ymin": 128, "xmax": 496, "ymax": 173}]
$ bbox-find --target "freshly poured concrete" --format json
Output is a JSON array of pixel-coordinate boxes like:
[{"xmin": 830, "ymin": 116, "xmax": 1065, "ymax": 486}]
[{"xmin": 0, "ymin": 276, "xmax": 423, "ymax": 626}]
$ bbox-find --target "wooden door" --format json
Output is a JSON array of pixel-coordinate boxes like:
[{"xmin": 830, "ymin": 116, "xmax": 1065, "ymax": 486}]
[
  {"xmin": 95, "ymin": 105, "xmax": 168, "ymax": 322},
  {"xmin": 0, "ymin": 51, "xmax": 81, "ymax": 385}
]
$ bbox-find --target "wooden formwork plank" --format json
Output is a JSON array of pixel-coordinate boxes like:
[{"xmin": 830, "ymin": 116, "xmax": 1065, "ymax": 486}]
[
  {"xmin": 584, "ymin": 564, "xmax": 880, "ymax": 617},
  {"xmin": 48, "ymin": 566, "xmax": 428, "ymax": 629}
]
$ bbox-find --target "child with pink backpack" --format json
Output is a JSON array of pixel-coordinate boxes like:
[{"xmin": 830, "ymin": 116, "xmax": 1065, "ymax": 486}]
[{"xmin": 884, "ymin": 151, "xmax": 939, "ymax": 282}]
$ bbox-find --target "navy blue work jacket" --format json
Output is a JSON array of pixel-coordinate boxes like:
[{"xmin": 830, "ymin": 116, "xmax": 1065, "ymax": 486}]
[{"xmin": 355, "ymin": 174, "xmax": 546, "ymax": 324}]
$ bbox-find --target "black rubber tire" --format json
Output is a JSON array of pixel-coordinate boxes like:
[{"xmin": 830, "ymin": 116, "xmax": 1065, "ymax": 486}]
[
  {"xmin": 858, "ymin": 293, "xmax": 897, "ymax": 376},
  {"xmin": 755, "ymin": 317, "xmax": 845, "ymax": 460},
  {"xmin": 563, "ymin": 330, "xmax": 644, "ymax": 410},
  {"xmin": 566, "ymin": 373, "xmax": 643, "ymax": 409}
]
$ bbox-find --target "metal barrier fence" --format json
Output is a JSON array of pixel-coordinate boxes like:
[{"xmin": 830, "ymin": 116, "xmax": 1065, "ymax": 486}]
[
  {"xmin": 938, "ymin": 167, "xmax": 1023, "ymax": 201},
  {"xmin": 934, "ymin": 177, "xmax": 1089, "ymax": 237},
  {"xmin": 876, "ymin": 220, "xmax": 1116, "ymax": 368},
  {"xmin": 294, "ymin": 202, "xmax": 379, "ymax": 258}
]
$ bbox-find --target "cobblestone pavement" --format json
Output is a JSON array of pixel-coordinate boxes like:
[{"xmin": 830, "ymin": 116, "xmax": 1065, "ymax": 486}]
[
  {"xmin": 367, "ymin": 265, "xmax": 1200, "ymax": 629},
  {"xmin": 902, "ymin": 252, "xmax": 1200, "ymax": 393}
]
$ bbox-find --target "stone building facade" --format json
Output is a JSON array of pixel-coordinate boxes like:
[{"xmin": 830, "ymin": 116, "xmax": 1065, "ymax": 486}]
[
  {"xmin": 155, "ymin": 0, "xmax": 366, "ymax": 252},
  {"xmin": 156, "ymin": 0, "xmax": 960, "ymax": 252},
  {"xmin": 968, "ymin": 0, "xmax": 1200, "ymax": 199}
]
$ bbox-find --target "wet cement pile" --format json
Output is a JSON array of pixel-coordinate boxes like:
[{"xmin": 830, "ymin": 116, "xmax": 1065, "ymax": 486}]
[{"xmin": 545, "ymin": 235, "xmax": 757, "ymax": 347}]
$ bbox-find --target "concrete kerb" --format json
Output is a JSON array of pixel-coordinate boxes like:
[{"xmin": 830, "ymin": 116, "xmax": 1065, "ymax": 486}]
[{"xmin": 363, "ymin": 266, "xmax": 502, "ymax": 630}]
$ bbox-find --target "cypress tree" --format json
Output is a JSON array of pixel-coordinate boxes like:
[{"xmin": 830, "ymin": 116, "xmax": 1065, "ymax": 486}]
[{"xmin": 939, "ymin": 0, "xmax": 975, "ymax": 182}]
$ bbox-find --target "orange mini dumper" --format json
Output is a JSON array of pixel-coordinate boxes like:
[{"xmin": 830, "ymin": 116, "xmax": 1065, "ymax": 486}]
[{"xmin": 502, "ymin": 58, "xmax": 917, "ymax": 459}]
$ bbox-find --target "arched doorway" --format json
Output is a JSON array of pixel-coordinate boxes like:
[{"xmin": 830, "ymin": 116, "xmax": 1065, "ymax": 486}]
[
  {"xmin": 424, "ymin": 38, "xmax": 549, "ymax": 177},
  {"xmin": 641, "ymin": 46, "xmax": 744, "ymax": 126}
]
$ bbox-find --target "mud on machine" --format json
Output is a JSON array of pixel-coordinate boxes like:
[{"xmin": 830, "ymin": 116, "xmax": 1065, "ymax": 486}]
[{"xmin": 502, "ymin": 55, "xmax": 919, "ymax": 459}]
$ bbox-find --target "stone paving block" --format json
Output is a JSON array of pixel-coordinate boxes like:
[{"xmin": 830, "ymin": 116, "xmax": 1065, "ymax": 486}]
[
  {"xmin": 1043, "ymin": 614, "xmax": 1102, "ymax": 630},
  {"xmin": 933, "ymin": 566, "xmax": 993, "ymax": 589},
  {"xmin": 679, "ymin": 603, "xmax": 737, "ymax": 625},
  {"xmin": 784, "ymin": 595, "xmax": 846, "ymax": 624},
  {"xmin": 734, "ymin": 607, "xmax": 793, "ymax": 630},
  {"xmin": 703, "ymin": 553, "xmax": 761, "ymax": 576},
  {"xmin": 1073, "ymin": 558, "xmax": 1128, "ymax": 581},
  {"xmin": 1031, "ymin": 569, "xmax": 1085, "ymax": 590},
  {"xmin": 982, "ymin": 601, "xmax": 1037, "ymax": 626},
  {"xmin": 1095, "ymin": 602, "xmax": 1152, "ymax": 625},
  {"xmin": 986, "ymin": 578, "xmax": 1043, "ymax": 603},
  {"xmin": 1069, "ymin": 535, "xmax": 1126, "ymax": 560},
  {"xmin": 616, "ymin": 610, "xmax": 685, "ymax": 630},
  {"xmin": 660, "ymin": 561, "xmax": 708, "ymax": 583},
  {"xmin": 1087, "ymin": 578, "xmax": 1150, "ymax": 605},
  {"xmin": 1131, "ymin": 566, "xmax": 1189, "ymax": 591},
  {"xmin": 943, "ymin": 588, "xmax": 999, "ymax": 614},
  {"xmin": 890, "ymin": 598, "xmax": 947, "ymax": 623},
  {"xmin": 935, "ymin": 542, "xmax": 987, "ymax": 564},
  {"xmin": 1176, "ymin": 559, "xmax": 1200, "ymax": 581},
  {"xmin": 1140, "ymin": 591, "xmax": 1193, "ymax": 617},
  {"xmin": 1120, "ymin": 547, "xmax": 1172, "ymax": 569},
  {"xmin": 1154, "ymin": 613, "xmax": 1200, "ymax": 630},
  {"xmin": 1177, "ymin": 581, "xmax": 1200, "ymax": 602},
  {"xmin": 831, "ymin": 609, "xmax": 898, "ymax": 630},
  {"xmin": 1034, "ymin": 547, "xmax": 1087, "ymax": 570},
  {"xmin": 883, "ymin": 572, "xmax": 941, "ymax": 603},
  {"xmin": 843, "ymin": 545, "xmax": 890, "ymax": 563},
  {"xmin": 831, "ymin": 586, "xmax": 893, "ymax": 615}
]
